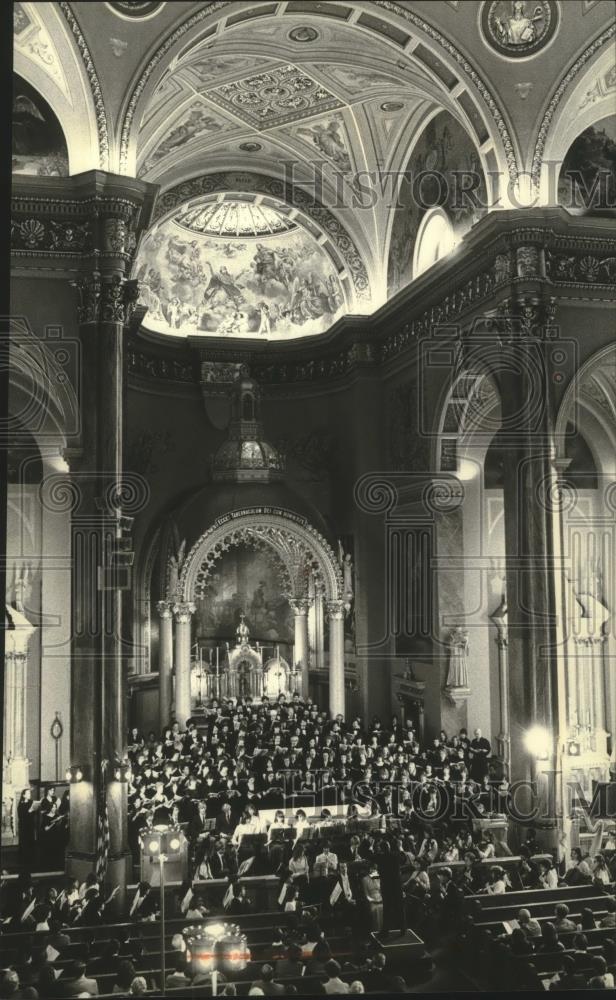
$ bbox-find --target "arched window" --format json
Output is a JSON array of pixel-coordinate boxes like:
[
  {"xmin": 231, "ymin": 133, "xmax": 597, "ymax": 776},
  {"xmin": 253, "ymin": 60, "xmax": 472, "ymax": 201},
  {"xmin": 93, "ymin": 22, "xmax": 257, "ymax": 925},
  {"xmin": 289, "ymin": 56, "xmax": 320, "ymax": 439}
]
[{"xmin": 413, "ymin": 208, "xmax": 457, "ymax": 278}]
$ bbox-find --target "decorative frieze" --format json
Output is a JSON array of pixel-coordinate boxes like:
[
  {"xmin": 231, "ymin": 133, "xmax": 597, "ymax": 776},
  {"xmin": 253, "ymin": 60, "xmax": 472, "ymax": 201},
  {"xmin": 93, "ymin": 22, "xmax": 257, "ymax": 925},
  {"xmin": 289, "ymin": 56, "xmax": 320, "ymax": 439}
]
[
  {"xmin": 546, "ymin": 251, "xmax": 616, "ymax": 285},
  {"xmin": 11, "ymin": 217, "xmax": 91, "ymax": 254}
]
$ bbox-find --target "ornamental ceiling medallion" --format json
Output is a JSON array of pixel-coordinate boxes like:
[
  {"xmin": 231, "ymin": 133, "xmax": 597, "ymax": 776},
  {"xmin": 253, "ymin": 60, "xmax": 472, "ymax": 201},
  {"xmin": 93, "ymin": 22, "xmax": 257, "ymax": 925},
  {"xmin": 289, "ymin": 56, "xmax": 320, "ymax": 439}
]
[
  {"xmin": 107, "ymin": 2, "xmax": 165, "ymax": 18},
  {"xmin": 481, "ymin": 1, "xmax": 559, "ymax": 58}
]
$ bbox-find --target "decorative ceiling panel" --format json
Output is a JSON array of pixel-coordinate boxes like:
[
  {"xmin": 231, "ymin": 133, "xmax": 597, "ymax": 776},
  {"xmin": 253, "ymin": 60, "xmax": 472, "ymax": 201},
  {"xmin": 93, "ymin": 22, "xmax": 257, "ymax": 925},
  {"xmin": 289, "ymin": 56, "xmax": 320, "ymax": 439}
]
[{"xmin": 206, "ymin": 63, "xmax": 345, "ymax": 129}]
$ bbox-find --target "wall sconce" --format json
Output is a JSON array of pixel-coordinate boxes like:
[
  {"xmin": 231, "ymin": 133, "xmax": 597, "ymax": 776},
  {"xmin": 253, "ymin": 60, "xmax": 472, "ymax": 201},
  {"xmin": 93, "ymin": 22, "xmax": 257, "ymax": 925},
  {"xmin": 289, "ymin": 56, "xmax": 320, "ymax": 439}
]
[
  {"xmin": 65, "ymin": 765, "xmax": 84, "ymax": 782},
  {"xmin": 114, "ymin": 761, "xmax": 132, "ymax": 782},
  {"xmin": 567, "ymin": 740, "xmax": 581, "ymax": 756}
]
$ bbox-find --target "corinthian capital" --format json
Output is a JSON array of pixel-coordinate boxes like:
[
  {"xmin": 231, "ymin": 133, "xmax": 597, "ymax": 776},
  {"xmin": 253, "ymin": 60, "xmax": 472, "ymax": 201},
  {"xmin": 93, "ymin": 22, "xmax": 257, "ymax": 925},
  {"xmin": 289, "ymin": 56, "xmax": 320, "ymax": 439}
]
[
  {"xmin": 157, "ymin": 600, "xmax": 173, "ymax": 620},
  {"xmin": 290, "ymin": 598, "xmax": 311, "ymax": 616},
  {"xmin": 173, "ymin": 601, "xmax": 196, "ymax": 624},
  {"xmin": 325, "ymin": 599, "xmax": 346, "ymax": 620}
]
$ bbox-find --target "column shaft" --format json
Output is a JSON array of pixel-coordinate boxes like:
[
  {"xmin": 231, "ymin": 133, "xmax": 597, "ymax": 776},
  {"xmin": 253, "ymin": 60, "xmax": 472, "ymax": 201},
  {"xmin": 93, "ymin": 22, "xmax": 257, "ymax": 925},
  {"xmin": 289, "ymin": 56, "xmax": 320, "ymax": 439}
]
[
  {"xmin": 174, "ymin": 604, "xmax": 195, "ymax": 727},
  {"xmin": 291, "ymin": 600, "xmax": 310, "ymax": 699},
  {"xmin": 327, "ymin": 600, "xmax": 346, "ymax": 718},
  {"xmin": 157, "ymin": 602, "xmax": 173, "ymax": 731}
]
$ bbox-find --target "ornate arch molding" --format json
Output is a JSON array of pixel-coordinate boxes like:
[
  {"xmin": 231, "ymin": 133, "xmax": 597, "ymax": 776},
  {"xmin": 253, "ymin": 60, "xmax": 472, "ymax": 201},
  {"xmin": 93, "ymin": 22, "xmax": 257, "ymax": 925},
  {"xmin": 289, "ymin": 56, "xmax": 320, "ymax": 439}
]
[
  {"xmin": 532, "ymin": 23, "xmax": 616, "ymax": 187},
  {"xmin": 179, "ymin": 508, "xmax": 343, "ymax": 604},
  {"xmin": 117, "ymin": 0, "xmax": 516, "ymax": 181},
  {"xmin": 150, "ymin": 171, "xmax": 371, "ymax": 303},
  {"xmin": 433, "ymin": 368, "xmax": 501, "ymax": 473},
  {"xmin": 57, "ymin": 1, "xmax": 109, "ymax": 169},
  {"xmin": 555, "ymin": 343, "xmax": 616, "ymax": 464}
]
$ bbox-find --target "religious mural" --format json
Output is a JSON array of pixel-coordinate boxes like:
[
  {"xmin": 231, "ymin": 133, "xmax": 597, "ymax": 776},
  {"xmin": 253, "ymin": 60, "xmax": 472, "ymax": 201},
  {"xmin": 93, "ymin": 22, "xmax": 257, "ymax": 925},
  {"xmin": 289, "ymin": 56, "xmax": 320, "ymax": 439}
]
[
  {"xmin": 134, "ymin": 201, "xmax": 345, "ymax": 339},
  {"xmin": 559, "ymin": 115, "xmax": 616, "ymax": 212},
  {"xmin": 193, "ymin": 547, "xmax": 293, "ymax": 644},
  {"xmin": 386, "ymin": 111, "xmax": 486, "ymax": 297},
  {"xmin": 12, "ymin": 75, "xmax": 69, "ymax": 177}
]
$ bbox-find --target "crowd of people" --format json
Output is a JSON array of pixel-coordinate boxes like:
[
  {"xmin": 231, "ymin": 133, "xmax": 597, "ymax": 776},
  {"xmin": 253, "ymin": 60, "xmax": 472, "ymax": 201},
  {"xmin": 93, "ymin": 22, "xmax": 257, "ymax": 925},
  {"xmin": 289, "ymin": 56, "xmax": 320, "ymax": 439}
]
[{"xmin": 1, "ymin": 695, "xmax": 614, "ymax": 995}]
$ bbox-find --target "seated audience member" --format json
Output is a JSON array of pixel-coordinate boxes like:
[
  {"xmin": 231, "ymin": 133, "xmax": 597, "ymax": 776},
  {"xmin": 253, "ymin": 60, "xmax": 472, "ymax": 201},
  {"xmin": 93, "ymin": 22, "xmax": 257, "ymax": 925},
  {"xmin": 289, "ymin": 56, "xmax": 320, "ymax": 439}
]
[
  {"xmin": 57, "ymin": 961, "xmax": 99, "ymax": 997},
  {"xmin": 324, "ymin": 959, "xmax": 350, "ymax": 994},
  {"xmin": 554, "ymin": 903, "xmax": 577, "ymax": 933},
  {"xmin": 549, "ymin": 954, "xmax": 586, "ymax": 991},
  {"xmin": 518, "ymin": 907, "xmax": 542, "ymax": 939},
  {"xmin": 362, "ymin": 952, "xmax": 408, "ymax": 994},
  {"xmin": 538, "ymin": 922, "xmax": 565, "ymax": 953},
  {"xmin": 112, "ymin": 960, "xmax": 137, "ymax": 995},
  {"xmin": 590, "ymin": 956, "xmax": 614, "ymax": 989},
  {"xmin": 538, "ymin": 858, "xmax": 559, "ymax": 889},
  {"xmin": 275, "ymin": 944, "xmax": 304, "ymax": 979},
  {"xmin": 165, "ymin": 955, "xmax": 191, "ymax": 990},
  {"xmin": 599, "ymin": 897, "xmax": 616, "ymax": 927},
  {"xmin": 485, "ymin": 865, "xmax": 508, "ymax": 895},
  {"xmin": 563, "ymin": 847, "xmax": 592, "ymax": 885},
  {"xmin": 249, "ymin": 964, "xmax": 285, "ymax": 996}
]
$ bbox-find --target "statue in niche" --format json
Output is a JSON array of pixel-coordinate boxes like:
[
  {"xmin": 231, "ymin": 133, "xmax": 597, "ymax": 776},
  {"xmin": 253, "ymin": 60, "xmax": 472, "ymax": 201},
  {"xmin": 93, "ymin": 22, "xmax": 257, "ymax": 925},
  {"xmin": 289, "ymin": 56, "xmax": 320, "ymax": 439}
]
[
  {"xmin": 13, "ymin": 563, "xmax": 33, "ymax": 614},
  {"xmin": 167, "ymin": 539, "xmax": 186, "ymax": 602},
  {"xmin": 337, "ymin": 540, "xmax": 354, "ymax": 609},
  {"xmin": 446, "ymin": 626, "xmax": 470, "ymax": 689}
]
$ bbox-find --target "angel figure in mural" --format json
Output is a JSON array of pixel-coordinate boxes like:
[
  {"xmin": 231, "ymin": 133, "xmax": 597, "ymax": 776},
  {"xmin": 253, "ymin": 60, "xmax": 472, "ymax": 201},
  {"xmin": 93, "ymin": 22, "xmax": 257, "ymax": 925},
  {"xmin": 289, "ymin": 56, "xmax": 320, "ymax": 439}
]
[
  {"xmin": 297, "ymin": 119, "xmax": 352, "ymax": 174},
  {"xmin": 446, "ymin": 626, "xmax": 469, "ymax": 689},
  {"xmin": 257, "ymin": 302, "xmax": 271, "ymax": 335},
  {"xmin": 202, "ymin": 261, "xmax": 246, "ymax": 308},
  {"xmin": 167, "ymin": 540, "xmax": 186, "ymax": 601},
  {"xmin": 494, "ymin": 1, "xmax": 544, "ymax": 46}
]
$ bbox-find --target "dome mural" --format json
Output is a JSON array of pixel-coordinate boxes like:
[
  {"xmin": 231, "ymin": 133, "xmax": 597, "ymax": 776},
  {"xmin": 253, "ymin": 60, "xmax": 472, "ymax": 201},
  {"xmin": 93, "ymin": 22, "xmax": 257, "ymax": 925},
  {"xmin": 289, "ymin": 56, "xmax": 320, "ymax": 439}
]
[{"xmin": 133, "ymin": 199, "xmax": 346, "ymax": 339}]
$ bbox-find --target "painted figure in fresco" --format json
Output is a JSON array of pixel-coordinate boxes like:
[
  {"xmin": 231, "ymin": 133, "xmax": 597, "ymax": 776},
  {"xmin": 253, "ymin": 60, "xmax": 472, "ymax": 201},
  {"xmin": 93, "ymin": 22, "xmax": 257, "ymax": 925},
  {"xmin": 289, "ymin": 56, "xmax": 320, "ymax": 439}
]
[
  {"xmin": 203, "ymin": 261, "xmax": 245, "ymax": 308},
  {"xmin": 253, "ymin": 244, "xmax": 282, "ymax": 290},
  {"xmin": 149, "ymin": 107, "xmax": 224, "ymax": 164},
  {"xmin": 257, "ymin": 302, "xmax": 271, "ymax": 334},
  {"xmin": 494, "ymin": 2, "xmax": 544, "ymax": 46},
  {"xmin": 297, "ymin": 119, "xmax": 352, "ymax": 173}
]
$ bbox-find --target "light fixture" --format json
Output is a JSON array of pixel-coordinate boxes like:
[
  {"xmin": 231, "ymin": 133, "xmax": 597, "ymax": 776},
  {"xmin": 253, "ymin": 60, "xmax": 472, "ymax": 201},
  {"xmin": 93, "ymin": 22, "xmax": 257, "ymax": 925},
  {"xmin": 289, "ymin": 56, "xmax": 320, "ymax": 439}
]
[
  {"xmin": 524, "ymin": 725, "xmax": 551, "ymax": 760},
  {"xmin": 114, "ymin": 761, "xmax": 132, "ymax": 782},
  {"xmin": 567, "ymin": 740, "xmax": 581, "ymax": 756},
  {"xmin": 66, "ymin": 765, "xmax": 84, "ymax": 783}
]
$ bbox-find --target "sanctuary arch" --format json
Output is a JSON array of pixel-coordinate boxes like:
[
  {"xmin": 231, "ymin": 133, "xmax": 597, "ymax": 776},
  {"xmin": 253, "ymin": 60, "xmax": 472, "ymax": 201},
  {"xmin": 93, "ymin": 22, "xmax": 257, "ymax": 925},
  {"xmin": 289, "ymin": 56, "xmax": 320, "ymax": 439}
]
[{"xmin": 158, "ymin": 508, "xmax": 345, "ymax": 727}]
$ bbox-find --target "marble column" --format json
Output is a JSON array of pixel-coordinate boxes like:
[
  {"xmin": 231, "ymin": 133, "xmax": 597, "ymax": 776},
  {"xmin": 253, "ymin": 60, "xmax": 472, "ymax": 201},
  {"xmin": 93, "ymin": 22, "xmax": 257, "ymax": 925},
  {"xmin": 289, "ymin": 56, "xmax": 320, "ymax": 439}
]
[
  {"xmin": 65, "ymin": 174, "xmax": 156, "ymax": 910},
  {"xmin": 173, "ymin": 603, "xmax": 195, "ymax": 727},
  {"xmin": 157, "ymin": 601, "xmax": 173, "ymax": 731},
  {"xmin": 291, "ymin": 599, "xmax": 310, "ymax": 698},
  {"xmin": 491, "ymin": 300, "xmax": 566, "ymax": 828},
  {"xmin": 326, "ymin": 599, "xmax": 346, "ymax": 718}
]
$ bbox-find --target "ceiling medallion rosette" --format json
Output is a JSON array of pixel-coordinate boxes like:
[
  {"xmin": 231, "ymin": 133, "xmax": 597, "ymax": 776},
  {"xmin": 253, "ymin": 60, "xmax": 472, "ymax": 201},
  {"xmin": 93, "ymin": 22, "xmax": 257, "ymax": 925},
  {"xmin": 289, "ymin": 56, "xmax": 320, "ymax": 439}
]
[
  {"xmin": 481, "ymin": 1, "xmax": 559, "ymax": 59},
  {"xmin": 107, "ymin": 2, "xmax": 165, "ymax": 20}
]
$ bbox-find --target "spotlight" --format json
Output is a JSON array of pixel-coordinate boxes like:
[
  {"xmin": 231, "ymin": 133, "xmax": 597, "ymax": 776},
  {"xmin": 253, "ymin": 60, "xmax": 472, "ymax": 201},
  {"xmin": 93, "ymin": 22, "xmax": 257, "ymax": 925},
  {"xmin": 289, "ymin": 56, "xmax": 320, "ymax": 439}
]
[{"xmin": 524, "ymin": 726, "xmax": 551, "ymax": 759}]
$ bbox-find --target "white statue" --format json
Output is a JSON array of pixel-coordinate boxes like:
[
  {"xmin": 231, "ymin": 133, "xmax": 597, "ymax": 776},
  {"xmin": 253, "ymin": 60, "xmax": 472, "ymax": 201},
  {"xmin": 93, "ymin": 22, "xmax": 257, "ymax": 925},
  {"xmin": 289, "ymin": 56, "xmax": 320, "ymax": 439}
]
[
  {"xmin": 337, "ymin": 541, "xmax": 354, "ymax": 609},
  {"xmin": 167, "ymin": 539, "xmax": 186, "ymax": 601},
  {"xmin": 13, "ymin": 563, "xmax": 32, "ymax": 614},
  {"xmin": 446, "ymin": 626, "xmax": 469, "ymax": 689}
]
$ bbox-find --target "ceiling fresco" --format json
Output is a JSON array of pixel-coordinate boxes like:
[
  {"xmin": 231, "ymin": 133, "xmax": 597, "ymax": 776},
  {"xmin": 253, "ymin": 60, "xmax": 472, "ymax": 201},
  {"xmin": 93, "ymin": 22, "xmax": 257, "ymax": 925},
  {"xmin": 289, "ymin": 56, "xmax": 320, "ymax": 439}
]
[
  {"xmin": 12, "ymin": 74, "xmax": 69, "ymax": 177},
  {"xmin": 133, "ymin": 200, "xmax": 345, "ymax": 340}
]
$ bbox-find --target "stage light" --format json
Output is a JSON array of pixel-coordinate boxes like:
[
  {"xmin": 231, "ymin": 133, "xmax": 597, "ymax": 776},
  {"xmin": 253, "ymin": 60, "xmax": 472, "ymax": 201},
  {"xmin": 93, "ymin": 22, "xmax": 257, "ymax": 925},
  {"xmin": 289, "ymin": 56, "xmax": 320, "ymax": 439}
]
[{"xmin": 524, "ymin": 726, "xmax": 551, "ymax": 759}]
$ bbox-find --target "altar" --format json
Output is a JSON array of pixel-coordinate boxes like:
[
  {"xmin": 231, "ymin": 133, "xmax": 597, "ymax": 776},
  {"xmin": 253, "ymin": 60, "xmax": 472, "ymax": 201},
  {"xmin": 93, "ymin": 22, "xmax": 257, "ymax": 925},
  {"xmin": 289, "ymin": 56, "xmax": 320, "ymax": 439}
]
[{"xmin": 190, "ymin": 614, "xmax": 298, "ymax": 706}]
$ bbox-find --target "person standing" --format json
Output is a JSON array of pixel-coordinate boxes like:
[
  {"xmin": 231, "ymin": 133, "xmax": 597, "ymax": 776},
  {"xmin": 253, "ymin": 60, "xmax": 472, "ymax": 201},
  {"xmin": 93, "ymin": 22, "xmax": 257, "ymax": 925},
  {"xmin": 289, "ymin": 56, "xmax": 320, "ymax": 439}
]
[
  {"xmin": 361, "ymin": 863, "xmax": 384, "ymax": 932},
  {"xmin": 468, "ymin": 729, "xmax": 491, "ymax": 783}
]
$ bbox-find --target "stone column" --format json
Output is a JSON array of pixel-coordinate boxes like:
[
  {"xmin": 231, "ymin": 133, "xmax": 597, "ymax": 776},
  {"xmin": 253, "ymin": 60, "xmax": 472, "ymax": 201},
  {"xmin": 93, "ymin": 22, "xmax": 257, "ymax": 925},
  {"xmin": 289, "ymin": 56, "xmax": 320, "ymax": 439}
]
[
  {"xmin": 173, "ymin": 603, "xmax": 195, "ymax": 728},
  {"xmin": 326, "ymin": 599, "xmax": 346, "ymax": 718},
  {"xmin": 487, "ymin": 297, "xmax": 566, "ymax": 828},
  {"xmin": 490, "ymin": 598, "xmax": 510, "ymax": 769},
  {"xmin": 64, "ymin": 174, "xmax": 156, "ymax": 911},
  {"xmin": 157, "ymin": 601, "xmax": 173, "ymax": 731},
  {"xmin": 290, "ymin": 599, "xmax": 310, "ymax": 698}
]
